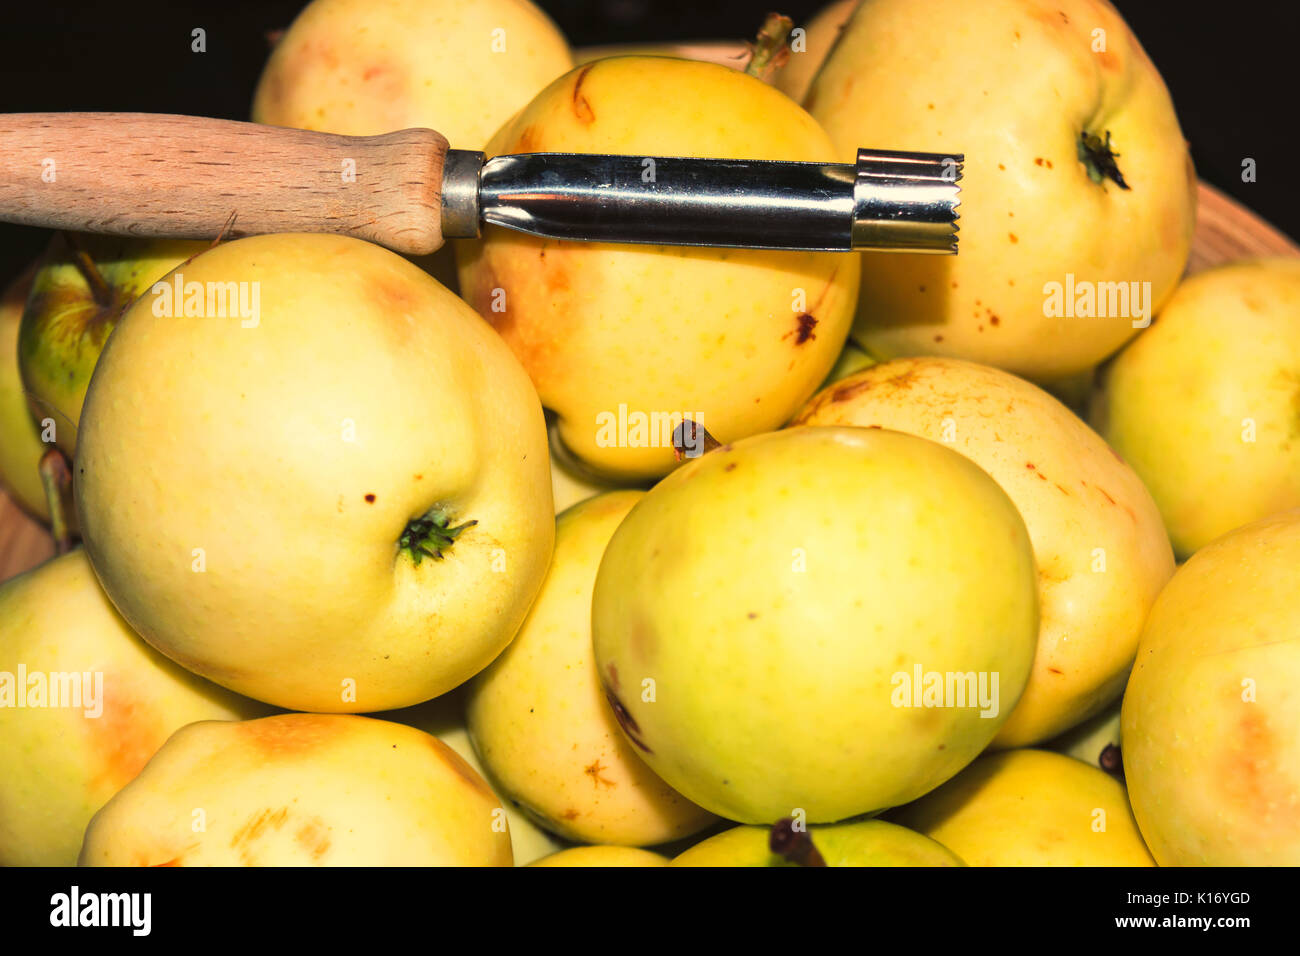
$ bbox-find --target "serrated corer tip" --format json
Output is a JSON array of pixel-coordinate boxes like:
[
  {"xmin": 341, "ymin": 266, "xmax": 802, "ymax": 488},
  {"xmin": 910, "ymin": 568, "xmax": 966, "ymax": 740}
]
[{"xmin": 852, "ymin": 149, "xmax": 963, "ymax": 254}]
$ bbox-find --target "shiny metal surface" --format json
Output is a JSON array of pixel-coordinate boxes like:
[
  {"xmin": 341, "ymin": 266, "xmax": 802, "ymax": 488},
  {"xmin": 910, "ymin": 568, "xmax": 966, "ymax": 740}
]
[
  {"xmin": 448, "ymin": 148, "xmax": 962, "ymax": 253},
  {"xmin": 440, "ymin": 149, "xmax": 485, "ymax": 239}
]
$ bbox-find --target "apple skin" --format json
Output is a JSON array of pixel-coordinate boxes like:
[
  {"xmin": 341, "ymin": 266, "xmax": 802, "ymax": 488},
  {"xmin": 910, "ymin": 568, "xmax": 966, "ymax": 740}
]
[
  {"xmin": 527, "ymin": 846, "xmax": 669, "ymax": 867},
  {"xmin": 1090, "ymin": 259, "xmax": 1300, "ymax": 558},
  {"xmin": 18, "ymin": 233, "xmax": 204, "ymax": 456},
  {"xmin": 807, "ymin": 0, "xmax": 1196, "ymax": 381},
  {"xmin": 252, "ymin": 0, "xmax": 572, "ymax": 150},
  {"xmin": 74, "ymin": 234, "xmax": 554, "ymax": 712},
  {"xmin": 0, "ymin": 550, "xmax": 269, "ymax": 867},
  {"xmin": 79, "ymin": 713, "xmax": 512, "ymax": 866},
  {"xmin": 467, "ymin": 492, "xmax": 717, "ymax": 846},
  {"xmin": 457, "ymin": 56, "xmax": 859, "ymax": 482},
  {"xmin": 672, "ymin": 819, "xmax": 963, "ymax": 867},
  {"xmin": 381, "ymin": 688, "xmax": 566, "ymax": 866},
  {"xmin": 0, "ymin": 264, "xmax": 49, "ymax": 519},
  {"xmin": 892, "ymin": 749, "xmax": 1154, "ymax": 866},
  {"xmin": 591, "ymin": 426, "xmax": 1038, "ymax": 824},
  {"xmin": 793, "ymin": 357, "xmax": 1174, "ymax": 747},
  {"xmin": 1121, "ymin": 509, "xmax": 1300, "ymax": 865}
]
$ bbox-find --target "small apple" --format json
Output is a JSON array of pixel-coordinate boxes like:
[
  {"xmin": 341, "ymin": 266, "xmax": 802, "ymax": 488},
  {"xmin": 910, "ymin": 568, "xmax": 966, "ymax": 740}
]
[
  {"xmin": 79, "ymin": 713, "xmax": 512, "ymax": 866},
  {"xmin": 0, "ymin": 550, "xmax": 268, "ymax": 866},
  {"xmin": 892, "ymin": 749, "xmax": 1154, "ymax": 866},
  {"xmin": 252, "ymin": 0, "xmax": 572, "ymax": 150},
  {"xmin": 457, "ymin": 56, "xmax": 859, "ymax": 481},
  {"xmin": 1090, "ymin": 258, "xmax": 1300, "ymax": 557},
  {"xmin": 1121, "ymin": 509, "xmax": 1300, "ymax": 865},
  {"xmin": 592, "ymin": 426, "xmax": 1038, "ymax": 823},
  {"xmin": 527, "ymin": 846, "xmax": 669, "ymax": 867},
  {"xmin": 74, "ymin": 233, "xmax": 554, "ymax": 712},
  {"xmin": 793, "ymin": 357, "xmax": 1174, "ymax": 747},
  {"xmin": 0, "ymin": 263, "xmax": 49, "ymax": 519},
  {"xmin": 467, "ymin": 491, "xmax": 717, "ymax": 845},
  {"xmin": 18, "ymin": 232, "xmax": 205, "ymax": 456},
  {"xmin": 672, "ymin": 818, "xmax": 963, "ymax": 867},
  {"xmin": 806, "ymin": 0, "xmax": 1197, "ymax": 380}
]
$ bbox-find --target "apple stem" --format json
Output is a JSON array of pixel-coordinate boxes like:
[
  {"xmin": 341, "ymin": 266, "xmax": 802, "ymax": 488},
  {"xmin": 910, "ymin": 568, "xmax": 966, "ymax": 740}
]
[
  {"xmin": 671, "ymin": 419, "xmax": 723, "ymax": 462},
  {"xmin": 769, "ymin": 817, "xmax": 827, "ymax": 866},
  {"xmin": 399, "ymin": 508, "xmax": 477, "ymax": 565},
  {"xmin": 1099, "ymin": 743, "xmax": 1124, "ymax": 778},
  {"xmin": 1077, "ymin": 131, "xmax": 1130, "ymax": 190},
  {"xmin": 38, "ymin": 447, "xmax": 75, "ymax": 555},
  {"xmin": 743, "ymin": 13, "xmax": 795, "ymax": 80},
  {"xmin": 59, "ymin": 232, "xmax": 114, "ymax": 309}
]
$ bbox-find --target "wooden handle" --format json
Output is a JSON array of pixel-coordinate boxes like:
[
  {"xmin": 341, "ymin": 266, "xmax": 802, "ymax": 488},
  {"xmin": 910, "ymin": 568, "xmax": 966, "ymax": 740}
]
[{"xmin": 0, "ymin": 112, "xmax": 449, "ymax": 255}]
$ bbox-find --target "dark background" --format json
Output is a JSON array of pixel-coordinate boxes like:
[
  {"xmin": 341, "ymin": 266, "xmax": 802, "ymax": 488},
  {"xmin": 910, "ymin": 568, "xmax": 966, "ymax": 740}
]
[{"xmin": 1, "ymin": 0, "xmax": 1295, "ymax": 287}]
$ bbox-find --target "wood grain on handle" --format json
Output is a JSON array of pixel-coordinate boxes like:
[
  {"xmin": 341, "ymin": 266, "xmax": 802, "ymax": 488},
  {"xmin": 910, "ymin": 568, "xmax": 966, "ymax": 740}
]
[{"xmin": 0, "ymin": 113, "xmax": 449, "ymax": 255}]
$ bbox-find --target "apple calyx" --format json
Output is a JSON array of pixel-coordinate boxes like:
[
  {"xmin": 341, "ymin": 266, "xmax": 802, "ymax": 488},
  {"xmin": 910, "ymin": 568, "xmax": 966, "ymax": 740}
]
[
  {"xmin": 398, "ymin": 508, "xmax": 477, "ymax": 565},
  {"xmin": 769, "ymin": 818, "xmax": 827, "ymax": 866},
  {"xmin": 1077, "ymin": 131, "xmax": 1130, "ymax": 190},
  {"xmin": 743, "ymin": 12, "xmax": 795, "ymax": 80}
]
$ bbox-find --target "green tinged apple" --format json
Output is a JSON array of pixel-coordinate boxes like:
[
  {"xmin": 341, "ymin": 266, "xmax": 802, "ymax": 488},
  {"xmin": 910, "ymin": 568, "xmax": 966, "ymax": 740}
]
[
  {"xmin": 0, "ymin": 263, "xmax": 50, "ymax": 519},
  {"xmin": 18, "ymin": 233, "xmax": 204, "ymax": 456},
  {"xmin": 592, "ymin": 426, "xmax": 1039, "ymax": 824},
  {"xmin": 1090, "ymin": 258, "xmax": 1300, "ymax": 557},
  {"xmin": 1121, "ymin": 509, "xmax": 1300, "ymax": 865},
  {"xmin": 672, "ymin": 819, "xmax": 964, "ymax": 867}
]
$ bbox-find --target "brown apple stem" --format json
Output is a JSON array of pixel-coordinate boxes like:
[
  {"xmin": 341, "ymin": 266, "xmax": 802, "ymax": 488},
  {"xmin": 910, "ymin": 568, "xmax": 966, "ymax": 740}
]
[
  {"xmin": 60, "ymin": 231, "xmax": 113, "ymax": 308},
  {"xmin": 769, "ymin": 817, "xmax": 827, "ymax": 866},
  {"xmin": 265, "ymin": 27, "xmax": 285, "ymax": 50},
  {"xmin": 743, "ymin": 13, "xmax": 795, "ymax": 80},
  {"xmin": 1099, "ymin": 743, "xmax": 1124, "ymax": 778},
  {"xmin": 671, "ymin": 419, "xmax": 723, "ymax": 461},
  {"xmin": 38, "ymin": 447, "xmax": 74, "ymax": 555}
]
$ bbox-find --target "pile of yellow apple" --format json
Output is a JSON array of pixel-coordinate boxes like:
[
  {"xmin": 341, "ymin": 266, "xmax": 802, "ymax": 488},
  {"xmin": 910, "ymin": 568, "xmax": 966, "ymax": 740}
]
[{"xmin": 1, "ymin": 0, "xmax": 1297, "ymax": 868}]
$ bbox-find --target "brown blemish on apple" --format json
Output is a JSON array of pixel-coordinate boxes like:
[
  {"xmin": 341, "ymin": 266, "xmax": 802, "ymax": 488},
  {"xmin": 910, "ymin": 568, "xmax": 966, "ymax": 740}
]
[
  {"xmin": 295, "ymin": 817, "xmax": 332, "ymax": 861},
  {"xmin": 829, "ymin": 376, "xmax": 873, "ymax": 405},
  {"xmin": 1054, "ymin": 482, "xmax": 1070, "ymax": 495},
  {"xmin": 934, "ymin": 334, "xmax": 944, "ymax": 342},
  {"xmin": 1046, "ymin": 667, "xmax": 1064, "ymax": 675},
  {"xmin": 231, "ymin": 807, "xmax": 291, "ymax": 850},
  {"xmin": 562, "ymin": 808, "xmax": 580, "ymax": 821},
  {"xmin": 724, "ymin": 461, "xmax": 737, "ymax": 472},
  {"xmin": 572, "ymin": 64, "xmax": 597, "ymax": 124},
  {"xmin": 364, "ymin": 493, "xmax": 376, "ymax": 503},
  {"xmin": 512, "ymin": 124, "xmax": 542, "ymax": 153},
  {"xmin": 151, "ymin": 856, "xmax": 184, "ymax": 867},
  {"xmin": 791, "ymin": 312, "xmax": 818, "ymax": 344},
  {"xmin": 604, "ymin": 688, "xmax": 652, "ymax": 754},
  {"xmin": 1098, "ymin": 487, "xmax": 1117, "ymax": 505},
  {"xmin": 1009, "ymin": 232, "xmax": 1019, "ymax": 243},
  {"xmin": 1218, "ymin": 705, "xmax": 1297, "ymax": 821},
  {"xmin": 584, "ymin": 758, "xmax": 616, "ymax": 789},
  {"xmin": 605, "ymin": 663, "xmax": 621, "ymax": 693}
]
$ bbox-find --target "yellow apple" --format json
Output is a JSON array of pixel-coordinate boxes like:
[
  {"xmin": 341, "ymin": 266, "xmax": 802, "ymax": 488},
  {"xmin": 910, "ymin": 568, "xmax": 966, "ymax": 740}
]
[
  {"xmin": 527, "ymin": 846, "xmax": 669, "ymax": 867},
  {"xmin": 457, "ymin": 56, "xmax": 859, "ymax": 481},
  {"xmin": 0, "ymin": 550, "xmax": 267, "ymax": 866},
  {"xmin": 1090, "ymin": 259, "xmax": 1300, "ymax": 557},
  {"xmin": 382, "ymin": 688, "xmax": 565, "ymax": 866},
  {"xmin": 592, "ymin": 426, "xmax": 1038, "ymax": 823},
  {"xmin": 773, "ymin": 0, "xmax": 860, "ymax": 105},
  {"xmin": 671, "ymin": 819, "xmax": 963, "ymax": 867},
  {"xmin": 793, "ymin": 357, "xmax": 1174, "ymax": 746},
  {"xmin": 252, "ymin": 0, "xmax": 572, "ymax": 150},
  {"xmin": 74, "ymin": 234, "xmax": 553, "ymax": 712},
  {"xmin": 0, "ymin": 264, "xmax": 48, "ymax": 519},
  {"xmin": 467, "ymin": 491, "xmax": 717, "ymax": 845},
  {"xmin": 79, "ymin": 713, "xmax": 511, "ymax": 865},
  {"xmin": 807, "ymin": 0, "xmax": 1196, "ymax": 380},
  {"xmin": 1121, "ymin": 509, "xmax": 1300, "ymax": 865},
  {"xmin": 893, "ymin": 749, "xmax": 1154, "ymax": 866}
]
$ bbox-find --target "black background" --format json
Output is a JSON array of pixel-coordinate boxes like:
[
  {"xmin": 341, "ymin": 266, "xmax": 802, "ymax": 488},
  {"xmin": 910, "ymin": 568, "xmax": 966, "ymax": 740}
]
[{"xmin": 1, "ymin": 0, "xmax": 1296, "ymax": 286}]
